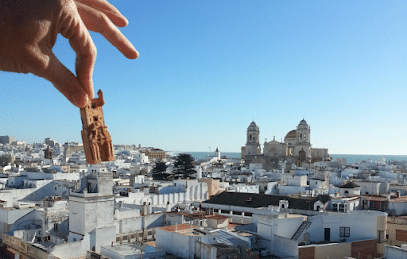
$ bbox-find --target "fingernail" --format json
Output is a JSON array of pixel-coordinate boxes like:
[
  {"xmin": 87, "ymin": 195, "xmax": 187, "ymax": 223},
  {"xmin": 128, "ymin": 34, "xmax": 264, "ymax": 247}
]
[
  {"xmin": 123, "ymin": 17, "xmax": 129, "ymax": 26},
  {"xmin": 71, "ymin": 92, "xmax": 89, "ymax": 108}
]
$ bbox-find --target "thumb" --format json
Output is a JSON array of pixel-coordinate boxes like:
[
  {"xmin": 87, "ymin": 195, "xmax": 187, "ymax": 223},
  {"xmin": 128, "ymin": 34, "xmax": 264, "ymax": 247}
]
[{"xmin": 33, "ymin": 51, "xmax": 90, "ymax": 108}]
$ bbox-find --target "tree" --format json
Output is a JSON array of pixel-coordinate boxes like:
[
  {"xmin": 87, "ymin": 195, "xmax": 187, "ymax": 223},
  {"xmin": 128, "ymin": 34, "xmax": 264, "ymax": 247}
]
[
  {"xmin": 174, "ymin": 153, "xmax": 196, "ymax": 179},
  {"xmin": 152, "ymin": 161, "xmax": 169, "ymax": 180}
]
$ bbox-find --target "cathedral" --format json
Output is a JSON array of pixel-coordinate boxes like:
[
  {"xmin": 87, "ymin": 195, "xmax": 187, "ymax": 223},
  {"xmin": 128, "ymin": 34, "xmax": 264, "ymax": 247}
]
[{"xmin": 241, "ymin": 119, "xmax": 331, "ymax": 170}]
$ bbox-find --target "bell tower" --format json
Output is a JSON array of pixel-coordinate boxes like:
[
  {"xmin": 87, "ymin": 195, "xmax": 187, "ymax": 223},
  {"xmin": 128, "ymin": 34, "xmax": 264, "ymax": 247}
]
[
  {"xmin": 296, "ymin": 119, "xmax": 310, "ymax": 144},
  {"xmin": 245, "ymin": 121, "xmax": 261, "ymax": 156},
  {"xmin": 295, "ymin": 119, "xmax": 311, "ymax": 159}
]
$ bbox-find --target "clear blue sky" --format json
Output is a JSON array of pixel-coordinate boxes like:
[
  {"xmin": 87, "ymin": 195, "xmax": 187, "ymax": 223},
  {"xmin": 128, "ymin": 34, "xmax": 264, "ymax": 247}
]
[{"xmin": 1, "ymin": 0, "xmax": 407, "ymax": 155}]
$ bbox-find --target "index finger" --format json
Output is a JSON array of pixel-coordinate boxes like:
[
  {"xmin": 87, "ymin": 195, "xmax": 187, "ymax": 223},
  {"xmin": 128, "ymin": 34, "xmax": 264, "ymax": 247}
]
[
  {"xmin": 75, "ymin": 0, "xmax": 129, "ymax": 27},
  {"xmin": 76, "ymin": 2, "xmax": 138, "ymax": 59},
  {"xmin": 59, "ymin": 0, "xmax": 96, "ymax": 99}
]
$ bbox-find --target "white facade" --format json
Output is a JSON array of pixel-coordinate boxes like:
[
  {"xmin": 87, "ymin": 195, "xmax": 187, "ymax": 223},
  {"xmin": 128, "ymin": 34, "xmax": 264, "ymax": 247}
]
[
  {"xmin": 330, "ymin": 197, "xmax": 360, "ymax": 212},
  {"xmin": 339, "ymin": 187, "xmax": 361, "ymax": 197},
  {"xmin": 384, "ymin": 245, "xmax": 407, "ymax": 259},
  {"xmin": 228, "ymin": 184, "xmax": 259, "ymax": 194},
  {"xmin": 285, "ymin": 175, "xmax": 307, "ymax": 187},
  {"xmin": 116, "ymin": 180, "xmax": 208, "ymax": 208},
  {"xmin": 307, "ymin": 210, "xmax": 386, "ymax": 243},
  {"xmin": 354, "ymin": 180, "xmax": 389, "ymax": 196}
]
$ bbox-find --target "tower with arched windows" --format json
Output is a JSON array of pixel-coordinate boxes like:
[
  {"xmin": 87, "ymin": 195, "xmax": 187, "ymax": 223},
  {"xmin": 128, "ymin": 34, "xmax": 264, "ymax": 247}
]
[
  {"xmin": 294, "ymin": 119, "xmax": 311, "ymax": 159},
  {"xmin": 242, "ymin": 121, "xmax": 261, "ymax": 157}
]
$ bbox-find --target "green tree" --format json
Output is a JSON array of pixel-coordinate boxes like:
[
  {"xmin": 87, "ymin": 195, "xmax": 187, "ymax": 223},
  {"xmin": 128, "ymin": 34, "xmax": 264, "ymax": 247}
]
[
  {"xmin": 174, "ymin": 153, "xmax": 196, "ymax": 179},
  {"xmin": 152, "ymin": 161, "xmax": 169, "ymax": 180}
]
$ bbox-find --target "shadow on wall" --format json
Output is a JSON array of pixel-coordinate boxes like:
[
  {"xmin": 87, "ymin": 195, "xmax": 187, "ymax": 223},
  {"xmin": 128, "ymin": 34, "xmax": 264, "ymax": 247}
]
[
  {"xmin": 23, "ymin": 182, "xmax": 70, "ymax": 201},
  {"xmin": 144, "ymin": 214, "xmax": 164, "ymax": 229}
]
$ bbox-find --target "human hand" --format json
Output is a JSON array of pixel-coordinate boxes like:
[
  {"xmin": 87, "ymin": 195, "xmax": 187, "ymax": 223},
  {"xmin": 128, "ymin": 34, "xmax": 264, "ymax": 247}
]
[{"xmin": 0, "ymin": 0, "xmax": 138, "ymax": 108}]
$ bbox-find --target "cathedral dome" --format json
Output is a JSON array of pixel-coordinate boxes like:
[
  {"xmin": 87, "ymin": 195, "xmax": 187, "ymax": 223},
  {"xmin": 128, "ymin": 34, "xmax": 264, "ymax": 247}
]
[
  {"xmin": 247, "ymin": 121, "xmax": 259, "ymax": 131},
  {"xmin": 285, "ymin": 130, "xmax": 296, "ymax": 139}
]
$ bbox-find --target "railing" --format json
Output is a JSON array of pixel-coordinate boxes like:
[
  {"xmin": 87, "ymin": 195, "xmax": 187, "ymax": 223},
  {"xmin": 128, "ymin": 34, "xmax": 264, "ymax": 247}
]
[{"xmin": 291, "ymin": 220, "xmax": 312, "ymax": 240}]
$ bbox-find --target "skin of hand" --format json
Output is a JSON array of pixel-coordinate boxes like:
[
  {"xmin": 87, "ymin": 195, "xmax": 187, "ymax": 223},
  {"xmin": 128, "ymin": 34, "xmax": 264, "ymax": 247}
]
[{"xmin": 0, "ymin": 0, "xmax": 138, "ymax": 108}]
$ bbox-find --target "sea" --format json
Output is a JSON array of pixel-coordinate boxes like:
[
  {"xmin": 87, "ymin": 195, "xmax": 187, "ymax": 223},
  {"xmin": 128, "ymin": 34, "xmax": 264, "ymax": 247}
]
[{"xmin": 180, "ymin": 152, "xmax": 407, "ymax": 165}]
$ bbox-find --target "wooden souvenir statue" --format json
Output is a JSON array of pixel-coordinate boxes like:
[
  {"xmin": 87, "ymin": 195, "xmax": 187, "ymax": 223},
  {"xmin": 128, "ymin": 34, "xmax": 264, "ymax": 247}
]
[{"xmin": 80, "ymin": 90, "xmax": 115, "ymax": 164}]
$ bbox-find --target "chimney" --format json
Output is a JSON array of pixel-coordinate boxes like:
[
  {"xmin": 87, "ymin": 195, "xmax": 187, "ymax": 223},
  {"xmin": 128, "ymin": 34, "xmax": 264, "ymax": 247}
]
[{"xmin": 141, "ymin": 202, "xmax": 147, "ymax": 216}]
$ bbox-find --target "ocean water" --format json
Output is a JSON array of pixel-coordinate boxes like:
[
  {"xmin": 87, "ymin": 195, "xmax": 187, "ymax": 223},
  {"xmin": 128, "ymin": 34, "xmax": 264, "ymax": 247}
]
[
  {"xmin": 183, "ymin": 152, "xmax": 407, "ymax": 165},
  {"xmin": 330, "ymin": 154, "xmax": 407, "ymax": 164}
]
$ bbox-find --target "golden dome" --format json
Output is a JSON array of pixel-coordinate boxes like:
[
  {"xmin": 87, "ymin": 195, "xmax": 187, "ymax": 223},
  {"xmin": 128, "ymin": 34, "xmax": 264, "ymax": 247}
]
[{"xmin": 285, "ymin": 130, "xmax": 296, "ymax": 139}]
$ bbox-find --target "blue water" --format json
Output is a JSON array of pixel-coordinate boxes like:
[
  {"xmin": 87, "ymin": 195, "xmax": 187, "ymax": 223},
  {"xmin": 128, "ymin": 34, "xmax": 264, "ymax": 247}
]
[
  {"xmin": 330, "ymin": 154, "xmax": 407, "ymax": 164},
  {"xmin": 184, "ymin": 152, "xmax": 407, "ymax": 165}
]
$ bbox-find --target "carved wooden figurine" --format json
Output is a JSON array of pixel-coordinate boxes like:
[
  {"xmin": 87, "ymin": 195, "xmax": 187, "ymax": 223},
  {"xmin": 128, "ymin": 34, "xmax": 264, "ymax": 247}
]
[{"xmin": 80, "ymin": 90, "xmax": 115, "ymax": 164}]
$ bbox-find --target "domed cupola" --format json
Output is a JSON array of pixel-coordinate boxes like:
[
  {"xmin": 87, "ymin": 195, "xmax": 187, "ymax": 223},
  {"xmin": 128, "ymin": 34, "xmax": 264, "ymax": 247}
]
[
  {"xmin": 248, "ymin": 121, "xmax": 259, "ymax": 131},
  {"xmin": 298, "ymin": 119, "xmax": 309, "ymax": 129}
]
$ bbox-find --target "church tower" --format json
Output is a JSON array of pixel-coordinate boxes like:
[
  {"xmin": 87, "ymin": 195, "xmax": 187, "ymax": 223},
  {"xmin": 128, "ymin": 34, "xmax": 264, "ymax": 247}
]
[
  {"xmin": 296, "ymin": 119, "xmax": 310, "ymax": 144},
  {"xmin": 295, "ymin": 119, "xmax": 311, "ymax": 159},
  {"xmin": 245, "ymin": 121, "xmax": 261, "ymax": 156}
]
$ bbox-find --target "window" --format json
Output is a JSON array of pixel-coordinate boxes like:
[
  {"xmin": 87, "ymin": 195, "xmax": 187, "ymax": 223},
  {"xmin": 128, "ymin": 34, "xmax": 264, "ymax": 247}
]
[
  {"xmin": 339, "ymin": 204, "xmax": 345, "ymax": 212},
  {"xmin": 332, "ymin": 203, "xmax": 338, "ymax": 211},
  {"xmin": 340, "ymin": 227, "xmax": 350, "ymax": 237}
]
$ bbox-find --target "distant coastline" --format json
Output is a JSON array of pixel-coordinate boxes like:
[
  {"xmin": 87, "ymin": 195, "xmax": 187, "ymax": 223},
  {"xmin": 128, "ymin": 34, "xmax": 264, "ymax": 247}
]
[{"xmin": 182, "ymin": 152, "xmax": 407, "ymax": 165}]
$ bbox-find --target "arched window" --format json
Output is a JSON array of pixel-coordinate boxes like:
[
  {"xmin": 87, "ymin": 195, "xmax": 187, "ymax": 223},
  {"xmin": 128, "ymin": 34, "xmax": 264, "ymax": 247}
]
[{"xmin": 250, "ymin": 134, "xmax": 252, "ymax": 140}]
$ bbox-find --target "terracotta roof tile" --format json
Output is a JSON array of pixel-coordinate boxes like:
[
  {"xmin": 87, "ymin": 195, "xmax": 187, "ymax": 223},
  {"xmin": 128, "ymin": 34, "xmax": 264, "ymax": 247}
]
[
  {"xmin": 159, "ymin": 224, "xmax": 195, "ymax": 232},
  {"xmin": 390, "ymin": 196, "xmax": 407, "ymax": 203}
]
